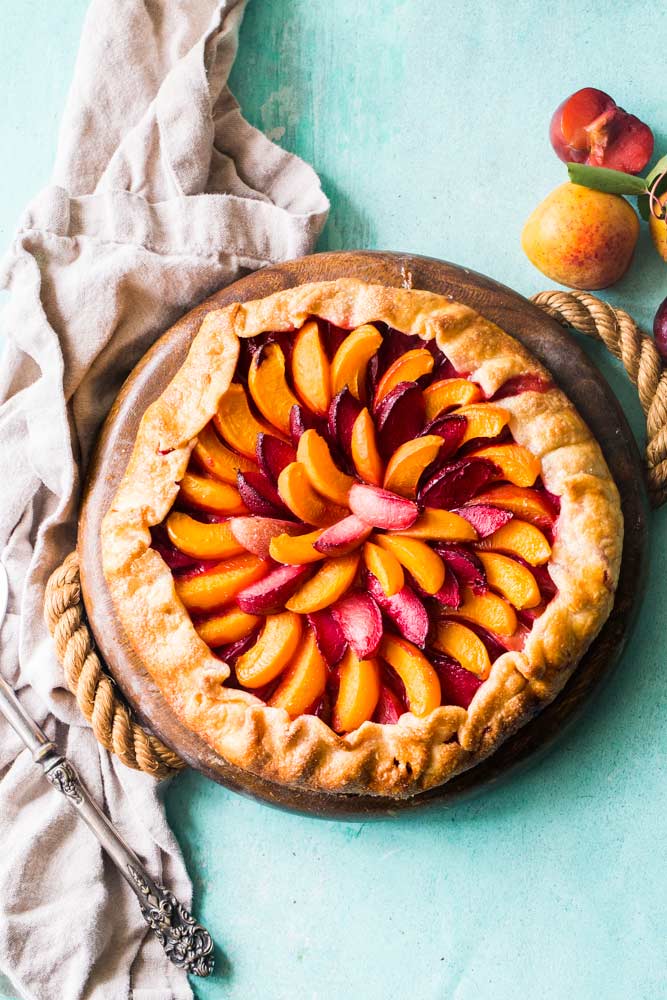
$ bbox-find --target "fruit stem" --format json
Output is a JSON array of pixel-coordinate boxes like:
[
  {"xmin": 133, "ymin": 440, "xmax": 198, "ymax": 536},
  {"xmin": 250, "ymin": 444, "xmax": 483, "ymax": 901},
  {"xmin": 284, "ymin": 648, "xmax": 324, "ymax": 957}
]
[{"xmin": 649, "ymin": 170, "xmax": 667, "ymax": 221}]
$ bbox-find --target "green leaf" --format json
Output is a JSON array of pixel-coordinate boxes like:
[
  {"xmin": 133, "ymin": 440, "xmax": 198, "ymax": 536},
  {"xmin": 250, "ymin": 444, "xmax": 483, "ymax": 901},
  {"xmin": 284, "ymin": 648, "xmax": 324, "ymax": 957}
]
[
  {"xmin": 567, "ymin": 163, "xmax": 648, "ymax": 196},
  {"xmin": 646, "ymin": 153, "xmax": 667, "ymax": 187},
  {"xmin": 637, "ymin": 193, "xmax": 651, "ymax": 221}
]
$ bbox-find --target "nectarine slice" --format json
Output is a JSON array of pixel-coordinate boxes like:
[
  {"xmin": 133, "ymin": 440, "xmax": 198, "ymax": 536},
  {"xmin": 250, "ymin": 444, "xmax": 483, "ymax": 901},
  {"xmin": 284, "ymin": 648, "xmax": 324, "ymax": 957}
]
[
  {"xmin": 383, "ymin": 435, "xmax": 442, "ymax": 498},
  {"xmin": 166, "ymin": 512, "xmax": 245, "ymax": 560},
  {"xmin": 450, "ymin": 586, "xmax": 518, "ymax": 637},
  {"xmin": 375, "ymin": 535, "xmax": 445, "ymax": 595},
  {"xmin": 350, "ymin": 408, "xmax": 384, "ymax": 486},
  {"xmin": 469, "ymin": 444, "xmax": 541, "ymax": 487},
  {"xmin": 291, "ymin": 320, "xmax": 331, "ymax": 416},
  {"xmin": 314, "ymin": 515, "xmax": 373, "ymax": 556},
  {"xmin": 433, "ymin": 621, "xmax": 491, "ymax": 679},
  {"xmin": 363, "ymin": 540, "xmax": 404, "ymax": 597},
  {"xmin": 348, "ymin": 483, "xmax": 418, "ymax": 530},
  {"xmin": 469, "ymin": 485, "xmax": 557, "ymax": 531},
  {"xmin": 175, "ymin": 553, "xmax": 269, "ymax": 612},
  {"xmin": 423, "ymin": 378, "xmax": 483, "ymax": 419},
  {"xmin": 379, "ymin": 634, "xmax": 441, "ymax": 717},
  {"xmin": 193, "ymin": 422, "xmax": 257, "ymax": 484},
  {"xmin": 374, "ymin": 348, "xmax": 434, "ymax": 407},
  {"xmin": 269, "ymin": 528, "xmax": 326, "ymax": 565},
  {"xmin": 476, "ymin": 518, "xmax": 551, "ymax": 565},
  {"xmin": 454, "ymin": 403, "xmax": 510, "ymax": 444},
  {"xmin": 195, "ymin": 608, "xmax": 261, "ymax": 647},
  {"xmin": 214, "ymin": 383, "xmax": 273, "ymax": 459},
  {"xmin": 277, "ymin": 462, "xmax": 347, "ymax": 527},
  {"xmin": 330, "ymin": 324, "xmax": 383, "ymax": 399},
  {"xmin": 332, "ymin": 649, "xmax": 381, "ymax": 733},
  {"xmin": 395, "ymin": 508, "xmax": 477, "ymax": 542},
  {"xmin": 178, "ymin": 472, "xmax": 248, "ymax": 515},
  {"xmin": 476, "ymin": 552, "xmax": 541, "ymax": 609},
  {"xmin": 285, "ymin": 552, "xmax": 360, "ymax": 613},
  {"xmin": 248, "ymin": 342, "xmax": 300, "ymax": 436},
  {"xmin": 268, "ymin": 626, "xmax": 328, "ymax": 717},
  {"xmin": 235, "ymin": 611, "xmax": 302, "ymax": 688},
  {"xmin": 296, "ymin": 429, "xmax": 354, "ymax": 506}
]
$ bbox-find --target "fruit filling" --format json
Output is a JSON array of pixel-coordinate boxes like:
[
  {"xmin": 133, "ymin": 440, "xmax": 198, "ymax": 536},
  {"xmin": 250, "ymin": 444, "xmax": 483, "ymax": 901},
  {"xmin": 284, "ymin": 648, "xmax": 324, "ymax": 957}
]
[{"xmin": 153, "ymin": 319, "xmax": 560, "ymax": 733}]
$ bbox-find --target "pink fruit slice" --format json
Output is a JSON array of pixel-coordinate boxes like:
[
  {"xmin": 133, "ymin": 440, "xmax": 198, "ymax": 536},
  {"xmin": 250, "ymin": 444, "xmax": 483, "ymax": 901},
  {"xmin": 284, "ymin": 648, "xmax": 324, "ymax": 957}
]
[
  {"xmin": 229, "ymin": 516, "xmax": 303, "ymax": 558},
  {"xmin": 313, "ymin": 514, "xmax": 373, "ymax": 556},
  {"xmin": 435, "ymin": 543, "xmax": 487, "ymax": 594},
  {"xmin": 372, "ymin": 685, "xmax": 404, "ymax": 724},
  {"xmin": 236, "ymin": 563, "xmax": 311, "ymax": 614},
  {"xmin": 236, "ymin": 470, "xmax": 290, "ymax": 518},
  {"xmin": 366, "ymin": 573, "xmax": 430, "ymax": 647},
  {"xmin": 256, "ymin": 433, "xmax": 297, "ymax": 484},
  {"xmin": 375, "ymin": 382, "xmax": 426, "ymax": 458},
  {"xmin": 429, "ymin": 653, "xmax": 483, "ymax": 709},
  {"xmin": 452, "ymin": 503, "xmax": 513, "ymax": 538},
  {"xmin": 331, "ymin": 591, "xmax": 383, "ymax": 659},
  {"xmin": 328, "ymin": 387, "xmax": 364, "ymax": 455},
  {"xmin": 307, "ymin": 610, "xmax": 347, "ymax": 666},
  {"xmin": 348, "ymin": 483, "xmax": 419, "ymax": 530},
  {"xmin": 421, "ymin": 414, "xmax": 468, "ymax": 459},
  {"xmin": 431, "ymin": 566, "xmax": 461, "ymax": 608},
  {"xmin": 492, "ymin": 374, "xmax": 552, "ymax": 399},
  {"xmin": 419, "ymin": 457, "xmax": 499, "ymax": 509}
]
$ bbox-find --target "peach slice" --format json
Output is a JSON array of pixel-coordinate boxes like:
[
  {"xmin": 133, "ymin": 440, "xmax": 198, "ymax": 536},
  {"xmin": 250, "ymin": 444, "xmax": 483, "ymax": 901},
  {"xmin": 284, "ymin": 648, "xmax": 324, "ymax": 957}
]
[
  {"xmin": 363, "ymin": 540, "xmax": 404, "ymax": 597},
  {"xmin": 277, "ymin": 462, "xmax": 348, "ymax": 527},
  {"xmin": 469, "ymin": 485, "xmax": 558, "ymax": 532},
  {"xmin": 432, "ymin": 621, "xmax": 492, "ymax": 679},
  {"xmin": 475, "ymin": 519, "xmax": 551, "ymax": 565},
  {"xmin": 350, "ymin": 408, "xmax": 384, "ymax": 486},
  {"xmin": 476, "ymin": 551, "xmax": 541, "ymax": 609},
  {"xmin": 375, "ymin": 535, "xmax": 445, "ymax": 595},
  {"xmin": 268, "ymin": 627, "xmax": 328, "ymax": 718},
  {"xmin": 248, "ymin": 342, "xmax": 300, "ymax": 436},
  {"xmin": 229, "ymin": 516, "xmax": 302, "ymax": 558},
  {"xmin": 291, "ymin": 320, "xmax": 331, "ymax": 416},
  {"xmin": 330, "ymin": 324, "xmax": 383, "ymax": 399},
  {"xmin": 296, "ymin": 429, "xmax": 354, "ymax": 506},
  {"xmin": 423, "ymin": 378, "xmax": 483, "ymax": 419},
  {"xmin": 195, "ymin": 608, "xmax": 261, "ymax": 647},
  {"xmin": 166, "ymin": 512, "xmax": 245, "ymax": 559},
  {"xmin": 395, "ymin": 508, "xmax": 477, "ymax": 542},
  {"xmin": 449, "ymin": 586, "xmax": 518, "ymax": 637},
  {"xmin": 235, "ymin": 611, "xmax": 302, "ymax": 688},
  {"xmin": 193, "ymin": 423, "xmax": 257, "ymax": 484},
  {"xmin": 314, "ymin": 515, "xmax": 373, "ymax": 556},
  {"xmin": 469, "ymin": 444, "xmax": 541, "ymax": 488},
  {"xmin": 373, "ymin": 348, "xmax": 435, "ymax": 407},
  {"xmin": 175, "ymin": 553, "xmax": 269, "ymax": 612},
  {"xmin": 214, "ymin": 383, "xmax": 273, "ymax": 460},
  {"xmin": 269, "ymin": 528, "xmax": 326, "ymax": 565},
  {"xmin": 285, "ymin": 552, "xmax": 360, "ymax": 613},
  {"xmin": 332, "ymin": 649, "xmax": 381, "ymax": 733},
  {"xmin": 383, "ymin": 435, "xmax": 442, "ymax": 498},
  {"xmin": 348, "ymin": 483, "xmax": 418, "ymax": 530},
  {"xmin": 454, "ymin": 403, "xmax": 510, "ymax": 444},
  {"xmin": 379, "ymin": 635, "xmax": 441, "ymax": 717},
  {"xmin": 178, "ymin": 472, "xmax": 248, "ymax": 515}
]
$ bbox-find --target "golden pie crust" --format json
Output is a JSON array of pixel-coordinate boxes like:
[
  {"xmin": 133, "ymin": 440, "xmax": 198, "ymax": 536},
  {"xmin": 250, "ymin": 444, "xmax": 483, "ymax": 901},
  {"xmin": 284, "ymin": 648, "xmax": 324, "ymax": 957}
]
[{"xmin": 101, "ymin": 279, "xmax": 623, "ymax": 797}]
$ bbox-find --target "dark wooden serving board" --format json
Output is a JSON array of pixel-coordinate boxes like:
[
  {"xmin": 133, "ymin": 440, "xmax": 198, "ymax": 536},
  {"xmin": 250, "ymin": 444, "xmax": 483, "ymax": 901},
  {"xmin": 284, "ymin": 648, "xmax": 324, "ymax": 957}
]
[{"xmin": 78, "ymin": 251, "xmax": 648, "ymax": 819}]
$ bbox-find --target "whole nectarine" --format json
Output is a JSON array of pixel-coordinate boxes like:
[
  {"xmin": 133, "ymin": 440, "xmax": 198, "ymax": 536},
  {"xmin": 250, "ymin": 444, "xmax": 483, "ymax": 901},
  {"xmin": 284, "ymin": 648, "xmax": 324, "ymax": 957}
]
[{"xmin": 522, "ymin": 182, "xmax": 639, "ymax": 289}]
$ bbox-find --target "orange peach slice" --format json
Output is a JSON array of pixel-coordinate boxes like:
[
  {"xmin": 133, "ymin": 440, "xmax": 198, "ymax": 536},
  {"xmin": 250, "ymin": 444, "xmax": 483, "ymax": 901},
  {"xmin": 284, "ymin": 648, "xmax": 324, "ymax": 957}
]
[
  {"xmin": 214, "ymin": 383, "xmax": 273, "ymax": 459},
  {"xmin": 192, "ymin": 422, "xmax": 257, "ymax": 484},
  {"xmin": 454, "ymin": 403, "xmax": 510, "ymax": 444},
  {"xmin": 291, "ymin": 320, "xmax": 331, "ymax": 416},
  {"xmin": 332, "ymin": 649, "xmax": 381, "ymax": 733},
  {"xmin": 476, "ymin": 551, "xmax": 541, "ymax": 609},
  {"xmin": 395, "ymin": 508, "xmax": 478, "ymax": 542},
  {"xmin": 175, "ymin": 553, "xmax": 269, "ymax": 612},
  {"xmin": 450, "ymin": 587, "xmax": 517, "ymax": 637},
  {"xmin": 383, "ymin": 435, "xmax": 442, "ymax": 498},
  {"xmin": 178, "ymin": 472, "xmax": 248, "ymax": 515},
  {"xmin": 195, "ymin": 608, "xmax": 261, "ymax": 647},
  {"xmin": 379, "ymin": 634, "xmax": 441, "ymax": 717},
  {"xmin": 269, "ymin": 528, "xmax": 326, "ymax": 565},
  {"xmin": 277, "ymin": 462, "xmax": 348, "ymax": 527},
  {"xmin": 375, "ymin": 535, "xmax": 445, "ymax": 595},
  {"xmin": 269, "ymin": 626, "xmax": 328, "ymax": 717},
  {"xmin": 285, "ymin": 552, "xmax": 360, "ymax": 613},
  {"xmin": 433, "ymin": 621, "xmax": 492, "ymax": 678},
  {"xmin": 363, "ymin": 540, "xmax": 404, "ymax": 597},
  {"xmin": 350, "ymin": 408, "xmax": 384, "ymax": 486},
  {"xmin": 470, "ymin": 485, "xmax": 557, "ymax": 531},
  {"xmin": 330, "ymin": 324, "xmax": 383, "ymax": 399},
  {"xmin": 423, "ymin": 378, "xmax": 483, "ymax": 419},
  {"xmin": 235, "ymin": 611, "xmax": 302, "ymax": 688},
  {"xmin": 476, "ymin": 519, "xmax": 551, "ymax": 565},
  {"xmin": 248, "ymin": 343, "xmax": 300, "ymax": 436},
  {"xmin": 166, "ymin": 512, "xmax": 245, "ymax": 560},
  {"xmin": 469, "ymin": 444, "xmax": 541, "ymax": 488},
  {"xmin": 296, "ymin": 429, "xmax": 354, "ymax": 506},
  {"xmin": 374, "ymin": 348, "xmax": 435, "ymax": 406}
]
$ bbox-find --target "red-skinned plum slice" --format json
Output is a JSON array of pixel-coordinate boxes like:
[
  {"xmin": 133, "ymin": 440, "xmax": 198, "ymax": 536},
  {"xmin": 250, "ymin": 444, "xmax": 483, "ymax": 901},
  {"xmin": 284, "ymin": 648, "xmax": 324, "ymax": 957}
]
[
  {"xmin": 256, "ymin": 433, "xmax": 297, "ymax": 483},
  {"xmin": 236, "ymin": 563, "xmax": 311, "ymax": 614},
  {"xmin": 367, "ymin": 573, "xmax": 430, "ymax": 647},
  {"xmin": 307, "ymin": 610, "xmax": 347, "ymax": 666},
  {"xmin": 421, "ymin": 413, "xmax": 468, "ymax": 459},
  {"xmin": 150, "ymin": 525, "xmax": 200, "ymax": 570},
  {"xmin": 372, "ymin": 685, "xmax": 404, "ymax": 724},
  {"xmin": 430, "ymin": 566, "xmax": 461, "ymax": 608},
  {"xmin": 375, "ymin": 382, "xmax": 426, "ymax": 458},
  {"xmin": 492, "ymin": 374, "xmax": 552, "ymax": 400},
  {"xmin": 429, "ymin": 652, "xmax": 483, "ymax": 709},
  {"xmin": 313, "ymin": 514, "xmax": 373, "ymax": 555},
  {"xmin": 237, "ymin": 470, "xmax": 291, "ymax": 518},
  {"xmin": 435, "ymin": 543, "xmax": 487, "ymax": 595},
  {"xmin": 451, "ymin": 503, "xmax": 513, "ymax": 538},
  {"xmin": 331, "ymin": 591, "xmax": 383, "ymax": 659},
  {"xmin": 348, "ymin": 483, "xmax": 419, "ymax": 530},
  {"xmin": 214, "ymin": 629, "xmax": 260, "ymax": 663},
  {"xmin": 419, "ymin": 457, "xmax": 499, "ymax": 509},
  {"xmin": 328, "ymin": 387, "xmax": 364, "ymax": 456}
]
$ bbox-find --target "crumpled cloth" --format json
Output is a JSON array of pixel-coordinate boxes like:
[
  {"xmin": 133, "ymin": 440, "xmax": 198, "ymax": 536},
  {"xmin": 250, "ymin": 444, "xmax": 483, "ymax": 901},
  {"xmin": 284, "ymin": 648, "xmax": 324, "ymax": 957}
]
[{"xmin": 0, "ymin": 2, "xmax": 328, "ymax": 997}]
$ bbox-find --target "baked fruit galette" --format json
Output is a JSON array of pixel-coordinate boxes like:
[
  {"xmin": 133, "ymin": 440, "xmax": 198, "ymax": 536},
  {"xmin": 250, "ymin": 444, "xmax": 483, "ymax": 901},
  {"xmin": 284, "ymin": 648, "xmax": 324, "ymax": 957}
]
[{"xmin": 101, "ymin": 280, "xmax": 623, "ymax": 797}]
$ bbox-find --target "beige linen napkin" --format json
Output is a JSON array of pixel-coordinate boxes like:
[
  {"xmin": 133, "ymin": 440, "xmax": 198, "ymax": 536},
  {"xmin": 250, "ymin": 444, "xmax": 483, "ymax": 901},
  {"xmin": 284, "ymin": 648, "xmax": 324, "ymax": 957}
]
[{"xmin": 0, "ymin": 2, "xmax": 328, "ymax": 997}]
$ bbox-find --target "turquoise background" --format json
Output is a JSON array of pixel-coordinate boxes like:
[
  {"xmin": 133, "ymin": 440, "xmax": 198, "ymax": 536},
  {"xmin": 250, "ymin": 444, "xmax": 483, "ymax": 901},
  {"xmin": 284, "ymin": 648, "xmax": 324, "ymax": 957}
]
[{"xmin": 2, "ymin": 2, "xmax": 667, "ymax": 998}]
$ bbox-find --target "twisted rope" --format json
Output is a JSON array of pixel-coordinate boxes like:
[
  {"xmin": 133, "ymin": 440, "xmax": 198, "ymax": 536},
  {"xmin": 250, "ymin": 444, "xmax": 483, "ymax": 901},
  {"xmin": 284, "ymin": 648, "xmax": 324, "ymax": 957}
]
[{"xmin": 42, "ymin": 290, "xmax": 665, "ymax": 777}]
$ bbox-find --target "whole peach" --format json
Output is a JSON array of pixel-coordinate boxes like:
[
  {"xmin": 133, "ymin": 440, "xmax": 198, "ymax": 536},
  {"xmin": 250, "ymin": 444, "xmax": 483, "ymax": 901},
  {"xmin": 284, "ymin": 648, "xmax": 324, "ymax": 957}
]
[{"xmin": 521, "ymin": 182, "xmax": 639, "ymax": 289}]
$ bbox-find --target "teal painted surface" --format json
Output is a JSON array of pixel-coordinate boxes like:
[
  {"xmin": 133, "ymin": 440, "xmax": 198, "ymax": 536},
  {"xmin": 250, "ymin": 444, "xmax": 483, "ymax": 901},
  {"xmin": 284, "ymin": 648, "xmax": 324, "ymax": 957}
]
[{"xmin": 2, "ymin": 2, "xmax": 667, "ymax": 998}]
